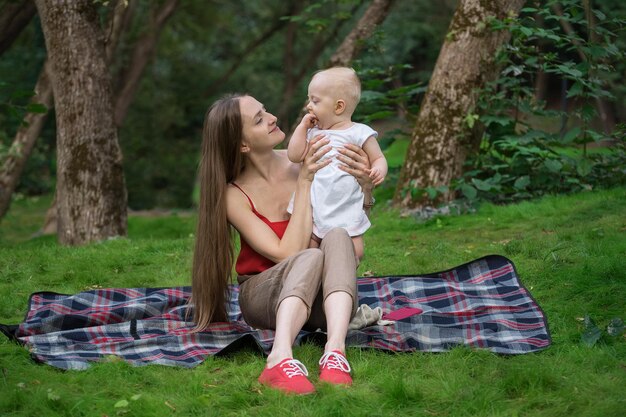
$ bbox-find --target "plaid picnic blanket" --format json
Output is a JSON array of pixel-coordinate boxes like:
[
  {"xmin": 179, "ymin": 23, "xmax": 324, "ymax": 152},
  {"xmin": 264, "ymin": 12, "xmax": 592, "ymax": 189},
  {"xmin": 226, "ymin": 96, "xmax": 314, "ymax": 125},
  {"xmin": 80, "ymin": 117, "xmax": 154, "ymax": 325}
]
[{"xmin": 0, "ymin": 255, "xmax": 550, "ymax": 370}]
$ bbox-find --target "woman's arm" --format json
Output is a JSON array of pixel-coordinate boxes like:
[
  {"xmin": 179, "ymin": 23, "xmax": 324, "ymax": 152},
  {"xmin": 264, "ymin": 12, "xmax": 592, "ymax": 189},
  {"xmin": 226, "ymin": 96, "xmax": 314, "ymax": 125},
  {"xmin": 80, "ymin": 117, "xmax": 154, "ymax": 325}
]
[{"xmin": 227, "ymin": 135, "xmax": 331, "ymax": 263}]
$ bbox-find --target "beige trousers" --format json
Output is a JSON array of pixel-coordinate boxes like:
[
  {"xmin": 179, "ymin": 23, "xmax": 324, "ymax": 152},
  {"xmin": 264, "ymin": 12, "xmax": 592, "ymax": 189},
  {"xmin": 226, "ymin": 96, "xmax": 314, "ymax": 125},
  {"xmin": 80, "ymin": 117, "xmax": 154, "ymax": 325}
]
[{"xmin": 237, "ymin": 228, "xmax": 358, "ymax": 331}]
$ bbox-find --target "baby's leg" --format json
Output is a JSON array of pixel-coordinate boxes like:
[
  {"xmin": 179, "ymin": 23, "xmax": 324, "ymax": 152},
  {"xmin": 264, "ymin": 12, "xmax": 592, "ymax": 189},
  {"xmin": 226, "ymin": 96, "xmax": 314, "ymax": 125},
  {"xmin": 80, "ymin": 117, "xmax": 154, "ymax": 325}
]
[
  {"xmin": 309, "ymin": 234, "xmax": 322, "ymax": 249},
  {"xmin": 351, "ymin": 235, "xmax": 364, "ymax": 262}
]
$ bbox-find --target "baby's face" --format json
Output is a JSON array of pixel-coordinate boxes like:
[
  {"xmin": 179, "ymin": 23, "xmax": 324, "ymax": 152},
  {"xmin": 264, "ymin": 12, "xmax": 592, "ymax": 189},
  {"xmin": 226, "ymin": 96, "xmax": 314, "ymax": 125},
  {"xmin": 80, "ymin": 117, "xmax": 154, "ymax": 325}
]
[{"xmin": 306, "ymin": 74, "xmax": 341, "ymax": 130}]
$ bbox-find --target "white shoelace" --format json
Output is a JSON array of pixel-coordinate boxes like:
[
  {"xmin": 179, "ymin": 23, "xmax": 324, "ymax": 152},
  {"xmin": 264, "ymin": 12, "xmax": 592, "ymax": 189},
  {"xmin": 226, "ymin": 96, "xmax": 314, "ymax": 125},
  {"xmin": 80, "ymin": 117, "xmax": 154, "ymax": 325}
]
[
  {"xmin": 279, "ymin": 359, "xmax": 309, "ymax": 378},
  {"xmin": 319, "ymin": 351, "xmax": 351, "ymax": 373}
]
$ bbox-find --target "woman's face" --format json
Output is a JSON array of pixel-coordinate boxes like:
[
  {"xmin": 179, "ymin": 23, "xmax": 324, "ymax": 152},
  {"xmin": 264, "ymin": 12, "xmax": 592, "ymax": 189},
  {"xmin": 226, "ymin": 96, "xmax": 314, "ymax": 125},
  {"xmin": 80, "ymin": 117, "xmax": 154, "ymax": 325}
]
[{"xmin": 239, "ymin": 96, "xmax": 284, "ymax": 150}]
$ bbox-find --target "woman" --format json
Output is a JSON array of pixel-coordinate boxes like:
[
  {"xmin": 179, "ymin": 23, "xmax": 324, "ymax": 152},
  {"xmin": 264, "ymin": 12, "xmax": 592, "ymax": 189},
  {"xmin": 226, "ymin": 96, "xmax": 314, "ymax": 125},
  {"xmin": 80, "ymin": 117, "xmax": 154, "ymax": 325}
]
[{"xmin": 191, "ymin": 94, "xmax": 375, "ymax": 395}]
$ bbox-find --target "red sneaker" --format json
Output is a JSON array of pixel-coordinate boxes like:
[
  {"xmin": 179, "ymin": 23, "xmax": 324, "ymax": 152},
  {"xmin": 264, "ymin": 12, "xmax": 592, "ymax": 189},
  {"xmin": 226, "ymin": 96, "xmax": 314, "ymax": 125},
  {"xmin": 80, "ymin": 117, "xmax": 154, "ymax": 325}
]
[
  {"xmin": 258, "ymin": 358, "xmax": 315, "ymax": 395},
  {"xmin": 318, "ymin": 350, "xmax": 352, "ymax": 386}
]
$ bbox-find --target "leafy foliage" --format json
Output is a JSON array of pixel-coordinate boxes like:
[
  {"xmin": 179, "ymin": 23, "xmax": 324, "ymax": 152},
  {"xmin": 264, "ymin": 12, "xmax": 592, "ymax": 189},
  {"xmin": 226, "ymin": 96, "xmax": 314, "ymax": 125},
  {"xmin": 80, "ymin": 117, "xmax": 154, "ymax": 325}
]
[
  {"xmin": 355, "ymin": 63, "xmax": 425, "ymax": 150},
  {"xmin": 454, "ymin": 0, "xmax": 626, "ymax": 204},
  {"xmin": 581, "ymin": 315, "xmax": 625, "ymax": 347},
  {"xmin": 1, "ymin": 1, "xmax": 625, "ymax": 210}
]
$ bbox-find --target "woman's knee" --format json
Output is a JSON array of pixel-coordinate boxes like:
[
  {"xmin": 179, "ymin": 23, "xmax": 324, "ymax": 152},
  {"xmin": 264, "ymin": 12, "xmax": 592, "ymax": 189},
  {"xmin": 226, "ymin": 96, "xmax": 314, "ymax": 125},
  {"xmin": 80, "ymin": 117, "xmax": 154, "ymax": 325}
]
[
  {"xmin": 300, "ymin": 247, "xmax": 323, "ymax": 257},
  {"xmin": 320, "ymin": 228, "xmax": 355, "ymax": 255},
  {"xmin": 295, "ymin": 247, "xmax": 324, "ymax": 267},
  {"xmin": 324, "ymin": 227, "xmax": 350, "ymax": 240}
]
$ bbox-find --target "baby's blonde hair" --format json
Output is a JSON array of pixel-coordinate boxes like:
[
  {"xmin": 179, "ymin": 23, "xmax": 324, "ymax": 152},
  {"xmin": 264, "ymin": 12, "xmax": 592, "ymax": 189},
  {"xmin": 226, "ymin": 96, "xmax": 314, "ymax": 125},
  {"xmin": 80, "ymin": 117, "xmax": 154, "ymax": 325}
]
[{"xmin": 312, "ymin": 67, "xmax": 361, "ymax": 115}]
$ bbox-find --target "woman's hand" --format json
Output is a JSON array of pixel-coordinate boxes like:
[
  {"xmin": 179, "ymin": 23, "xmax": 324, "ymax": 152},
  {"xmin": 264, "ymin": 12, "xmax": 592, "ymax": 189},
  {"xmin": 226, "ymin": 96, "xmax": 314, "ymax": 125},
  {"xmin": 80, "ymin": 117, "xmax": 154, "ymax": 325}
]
[
  {"xmin": 337, "ymin": 143, "xmax": 374, "ymax": 192},
  {"xmin": 299, "ymin": 134, "xmax": 332, "ymax": 182}
]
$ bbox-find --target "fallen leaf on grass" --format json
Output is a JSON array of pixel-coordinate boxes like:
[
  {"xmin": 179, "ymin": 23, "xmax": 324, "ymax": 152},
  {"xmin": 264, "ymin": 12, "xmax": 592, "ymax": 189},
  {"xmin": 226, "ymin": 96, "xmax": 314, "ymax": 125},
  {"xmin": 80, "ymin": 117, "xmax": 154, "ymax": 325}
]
[
  {"xmin": 607, "ymin": 318, "xmax": 624, "ymax": 336},
  {"xmin": 581, "ymin": 315, "xmax": 602, "ymax": 347},
  {"xmin": 362, "ymin": 270, "xmax": 374, "ymax": 277},
  {"xmin": 85, "ymin": 284, "xmax": 104, "ymax": 290},
  {"xmin": 114, "ymin": 400, "xmax": 129, "ymax": 408},
  {"xmin": 47, "ymin": 389, "xmax": 60, "ymax": 401}
]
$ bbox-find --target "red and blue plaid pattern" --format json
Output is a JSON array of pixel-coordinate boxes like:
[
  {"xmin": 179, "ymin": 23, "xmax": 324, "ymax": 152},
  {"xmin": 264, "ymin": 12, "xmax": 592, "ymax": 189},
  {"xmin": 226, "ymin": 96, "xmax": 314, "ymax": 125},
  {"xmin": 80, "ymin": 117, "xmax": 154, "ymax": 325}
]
[{"xmin": 1, "ymin": 255, "xmax": 550, "ymax": 370}]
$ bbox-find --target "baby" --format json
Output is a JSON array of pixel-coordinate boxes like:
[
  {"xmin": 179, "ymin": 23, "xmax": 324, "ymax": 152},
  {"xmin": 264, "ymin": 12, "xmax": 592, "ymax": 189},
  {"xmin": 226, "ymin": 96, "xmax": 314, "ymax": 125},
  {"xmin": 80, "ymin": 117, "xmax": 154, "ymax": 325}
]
[{"xmin": 287, "ymin": 67, "xmax": 388, "ymax": 259}]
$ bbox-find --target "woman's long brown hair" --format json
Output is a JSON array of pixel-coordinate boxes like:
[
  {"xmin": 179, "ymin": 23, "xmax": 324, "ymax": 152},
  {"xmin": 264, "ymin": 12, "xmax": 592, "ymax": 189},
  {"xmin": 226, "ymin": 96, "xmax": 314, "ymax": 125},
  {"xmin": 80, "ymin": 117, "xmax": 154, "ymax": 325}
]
[{"xmin": 191, "ymin": 94, "xmax": 245, "ymax": 330}]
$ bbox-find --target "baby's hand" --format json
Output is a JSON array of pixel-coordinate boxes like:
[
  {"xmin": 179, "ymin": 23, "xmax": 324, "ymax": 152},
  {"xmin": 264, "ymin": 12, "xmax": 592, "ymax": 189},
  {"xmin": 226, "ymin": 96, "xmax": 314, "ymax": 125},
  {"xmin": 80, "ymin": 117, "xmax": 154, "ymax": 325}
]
[
  {"xmin": 300, "ymin": 113, "xmax": 318, "ymax": 129},
  {"xmin": 367, "ymin": 167, "xmax": 385, "ymax": 186}
]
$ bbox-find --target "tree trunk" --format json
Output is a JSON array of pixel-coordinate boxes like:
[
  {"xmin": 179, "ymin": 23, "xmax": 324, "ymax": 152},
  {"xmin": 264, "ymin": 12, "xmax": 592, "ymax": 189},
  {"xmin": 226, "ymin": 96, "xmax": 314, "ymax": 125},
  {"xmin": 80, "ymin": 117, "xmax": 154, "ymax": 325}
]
[
  {"xmin": 35, "ymin": 0, "xmax": 127, "ymax": 245},
  {"xmin": 277, "ymin": 2, "xmax": 367, "ymax": 130},
  {"xmin": 283, "ymin": 0, "xmax": 393, "ymax": 136},
  {"xmin": 328, "ymin": 0, "xmax": 395, "ymax": 67},
  {"xmin": 114, "ymin": 0, "xmax": 178, "ymax": 127},
  {"xmin": 203, "ymin": 16, "xmax": 288, "ymax": 99},
  {"xmin": 0, "ymin": 0, "xmax": 37, "ymax": 56},
  {"xmin": 0, "ymin": 61, "xmax": 52, "ymax": 220},
  {"xmin": 38, "ymin": 0, "xmax": 142, "ymax": 234},
  {"xmin": 533, "ymin": 11, "xmax": 548, "ymax": 103},
  {"xmin": 38, "ymin": 0, "xmax": 171, "ymax": 235},
  {"xmin": 393, "ymin": 0, "xmax": 526, "ymax": 210},
  {"xmin": 105, "ymin": 0, "xmax": 135, "ymax": 63},
  {"xmin": 276, "ymin": 2, "xmax": 302, "ymax": 130}
]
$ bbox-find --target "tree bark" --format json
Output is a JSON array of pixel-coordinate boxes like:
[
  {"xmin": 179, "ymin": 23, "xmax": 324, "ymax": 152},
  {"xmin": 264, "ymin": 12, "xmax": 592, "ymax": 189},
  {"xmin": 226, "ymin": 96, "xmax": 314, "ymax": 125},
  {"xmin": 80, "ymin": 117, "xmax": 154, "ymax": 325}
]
[
  {"xmin": 393, "ymin": 0, "xmax": 526, "ymax": 210},
  {"xmin": 533, "ymin": 11, "xmax": 548, "ymax": 103},
  {"xmin": 114, "ymin": 0, "xmax": 178, "ymax": 127},
  {"xmin": 328, "ymin": 0, "xmax": 395, "ymax": 67},
  {"xmin": 277, "ymin": 1, "xmax": 367, "ymax": 130},
  {"xmin": 105, "ymin": 0, "xmax": 135, "ymax": 63},
  {"xmin": 203, "ymin": 16, "xmax": 288, "ymax": 99},
  {"xmin": 276, "ymin": 1, "xmax": 302, "ymax": 130},
  {"xmin": 0, "ymin": 61, "xmax": 52, "ymax": 220},
  {"xmin": 283, "ymin": 0, "xmax": 391, "ymax": 135},
  {"xmin": 35, "ymin": 0, "xmax": 127, "ymax": 245},
  {"xmin": 38, "ymin": 0, "xmax": 140, "ymax": 234},
  {"xmin": 0, "ymin": 0, "xmax": 37, "ymax": 56}
]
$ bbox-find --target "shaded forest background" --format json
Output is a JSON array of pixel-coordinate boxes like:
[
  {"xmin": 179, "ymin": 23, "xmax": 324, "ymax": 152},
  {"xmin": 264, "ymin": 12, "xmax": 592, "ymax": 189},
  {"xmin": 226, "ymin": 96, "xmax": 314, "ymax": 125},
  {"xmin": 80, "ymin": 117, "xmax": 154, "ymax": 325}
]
[{"xmin": 1, "ymin": 0, "xmax": 624, "ymax": 211}]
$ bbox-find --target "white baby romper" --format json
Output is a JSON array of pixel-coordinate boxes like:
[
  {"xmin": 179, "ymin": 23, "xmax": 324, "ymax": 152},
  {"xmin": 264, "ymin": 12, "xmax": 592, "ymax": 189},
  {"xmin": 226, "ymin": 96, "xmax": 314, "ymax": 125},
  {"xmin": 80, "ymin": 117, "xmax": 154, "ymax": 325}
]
[{"xmin": 289, "ymin": 123, "xmax": 377, "ymax": 239}]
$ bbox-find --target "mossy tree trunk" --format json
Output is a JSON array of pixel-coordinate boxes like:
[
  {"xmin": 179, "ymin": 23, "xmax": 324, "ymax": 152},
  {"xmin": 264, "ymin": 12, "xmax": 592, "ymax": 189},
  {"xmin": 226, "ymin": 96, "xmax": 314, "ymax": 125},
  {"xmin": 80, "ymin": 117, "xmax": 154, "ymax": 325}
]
[
  {"xmin": 35, "ymin": 0, "xmax": 127, "ymax": 245},
  {"xmin": 283, "ymin": 0, "xmax": 396, "ymax": 140},
  {"xmin": 113, "ymin": 0, "xmax": 178, "ymax": 127},
  {"xmin": 328, "ymin": 0, "xmax": 396, "ymax": 67},
  {"xmin": 0, "ymin": 61, "xmax": 52, "ymax": 221},
  {"xmin": 393, "ymin": 0, "xmax": 526, "ymax": 210}
]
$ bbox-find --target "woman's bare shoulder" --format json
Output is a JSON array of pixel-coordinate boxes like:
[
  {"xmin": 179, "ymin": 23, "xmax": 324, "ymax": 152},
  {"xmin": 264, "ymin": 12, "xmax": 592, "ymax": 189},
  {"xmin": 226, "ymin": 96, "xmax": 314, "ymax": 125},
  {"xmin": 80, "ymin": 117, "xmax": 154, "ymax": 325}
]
[
  {"xmin": 226, "ymin": 183, "xmax": 250, "ymax": 209},
  {"xmin": 275, "ymin": 149, "xmax": 301, "ymax": 173}
]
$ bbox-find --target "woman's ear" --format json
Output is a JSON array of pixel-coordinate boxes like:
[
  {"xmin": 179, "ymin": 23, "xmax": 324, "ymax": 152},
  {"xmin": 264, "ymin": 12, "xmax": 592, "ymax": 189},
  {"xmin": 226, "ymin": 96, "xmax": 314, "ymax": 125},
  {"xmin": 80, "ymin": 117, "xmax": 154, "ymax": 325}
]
[
  {"xmin": 334, "ymin": 99, "xmax": 346, "ymax": 115},
  {"xmin": 240, "ymin": 143, "xmax": 250, "ymax": 153}
]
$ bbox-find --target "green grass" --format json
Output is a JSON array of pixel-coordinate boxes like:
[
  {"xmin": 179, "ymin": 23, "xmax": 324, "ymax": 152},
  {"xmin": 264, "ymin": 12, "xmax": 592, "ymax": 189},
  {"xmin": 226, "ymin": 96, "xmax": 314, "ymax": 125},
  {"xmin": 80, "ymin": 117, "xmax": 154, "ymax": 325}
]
[{"xmin": 1, "ymin": 188, "xmax": 625, "ymax": 416}]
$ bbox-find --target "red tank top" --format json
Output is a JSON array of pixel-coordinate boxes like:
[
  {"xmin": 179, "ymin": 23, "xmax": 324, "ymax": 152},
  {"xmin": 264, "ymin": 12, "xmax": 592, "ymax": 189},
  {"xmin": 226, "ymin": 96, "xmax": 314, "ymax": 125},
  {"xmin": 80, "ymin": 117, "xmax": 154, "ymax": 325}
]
[{"xmin": 232, "ymin": 183, "xmax": 289, "ymax": 275}]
